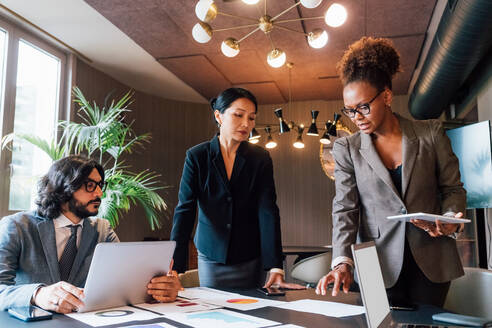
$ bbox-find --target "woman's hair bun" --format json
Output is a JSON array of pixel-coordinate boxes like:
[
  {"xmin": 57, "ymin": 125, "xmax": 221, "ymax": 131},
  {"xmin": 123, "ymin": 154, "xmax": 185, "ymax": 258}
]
[
  {"xmin": 210, "ymin": 98, "xmax": 217, "ymax": 111},
  {"xmin": 337, "ymin": 36, "xmax": 401, "ymax": 89}
]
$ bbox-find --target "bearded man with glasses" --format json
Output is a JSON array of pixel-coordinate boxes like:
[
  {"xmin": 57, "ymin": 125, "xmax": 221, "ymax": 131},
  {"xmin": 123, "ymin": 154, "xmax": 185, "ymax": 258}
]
[
  {"xmin": 0, "ymin": 155, "xmax": 181, "ymax": 313},
  {"xmin": 316, "ymin": 37, "xmax": 466, "ymax": 308}
]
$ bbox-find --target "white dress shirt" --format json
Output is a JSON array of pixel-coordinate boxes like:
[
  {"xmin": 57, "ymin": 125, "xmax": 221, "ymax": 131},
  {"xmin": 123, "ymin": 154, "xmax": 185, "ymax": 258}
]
[{"xmin": 53, "ymin": 214, "xmax": 84, "ymax": 261}]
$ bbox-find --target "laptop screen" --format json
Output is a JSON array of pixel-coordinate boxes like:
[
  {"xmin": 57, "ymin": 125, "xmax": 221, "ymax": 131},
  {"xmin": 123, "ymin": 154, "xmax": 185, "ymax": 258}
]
[{"xmin": 352, "ymin": 242, "xmax": 390, "ymax": 328}]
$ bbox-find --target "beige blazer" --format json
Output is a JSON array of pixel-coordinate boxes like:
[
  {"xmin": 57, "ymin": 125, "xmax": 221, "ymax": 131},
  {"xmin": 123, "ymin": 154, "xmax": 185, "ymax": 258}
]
[{"xmin": 332, "ymin": 114, "xmax": 466, "ymax": 287}]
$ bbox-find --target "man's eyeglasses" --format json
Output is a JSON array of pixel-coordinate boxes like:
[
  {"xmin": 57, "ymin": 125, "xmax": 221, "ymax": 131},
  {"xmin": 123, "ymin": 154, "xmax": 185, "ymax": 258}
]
[
  {"xmin": 84, "ymin": 179, "xmax": 107, "ymax": 192},
  {"xmin": 341, "ymin": 89, "xmax": 384, "ymax": 118}
]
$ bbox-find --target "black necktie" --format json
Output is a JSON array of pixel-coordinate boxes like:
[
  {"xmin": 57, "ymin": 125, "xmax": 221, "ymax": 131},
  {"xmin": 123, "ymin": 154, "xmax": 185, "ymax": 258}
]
[{"xmin": 59, "ymin": 225, "xmax": 79, "ymax": 282}]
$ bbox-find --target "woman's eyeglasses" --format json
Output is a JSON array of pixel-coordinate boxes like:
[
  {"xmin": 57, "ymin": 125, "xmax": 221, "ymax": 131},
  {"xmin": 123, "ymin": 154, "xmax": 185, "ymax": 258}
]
[
  {"xmin": 84, "ymin": 179, "xmax": 107, "ymax": 192},
  {"xmin": 341, "ymin": 89, "xmax": 384, "ymax": 118}
]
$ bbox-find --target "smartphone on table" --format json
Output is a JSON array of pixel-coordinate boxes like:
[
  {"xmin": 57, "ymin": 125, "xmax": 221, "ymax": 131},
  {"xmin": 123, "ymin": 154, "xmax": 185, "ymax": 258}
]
[
  {"xmin": 257, "ymin": 287, "xmax": 286, "ymax": 296},
  {"xmin": 8, "ymin": 306, "xmax": 53, "ymax": 322}
]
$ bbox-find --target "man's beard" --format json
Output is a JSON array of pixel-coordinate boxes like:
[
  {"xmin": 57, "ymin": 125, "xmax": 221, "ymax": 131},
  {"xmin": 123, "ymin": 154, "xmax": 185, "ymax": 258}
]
[{"xmin": 68, "ymin": 197, "xmax": 101, "ymax": 219}]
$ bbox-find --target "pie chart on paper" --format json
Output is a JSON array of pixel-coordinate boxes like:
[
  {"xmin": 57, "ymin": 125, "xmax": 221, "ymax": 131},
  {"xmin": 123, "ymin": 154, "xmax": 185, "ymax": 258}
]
[{"xmin": 226, "ymin": 299, "xmax": 259, "ymax": 304}]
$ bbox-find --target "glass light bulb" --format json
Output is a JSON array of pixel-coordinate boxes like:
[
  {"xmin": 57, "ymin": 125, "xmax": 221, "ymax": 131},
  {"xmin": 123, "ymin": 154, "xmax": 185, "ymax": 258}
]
[
  {"xmin": 266, "ymin": 140, "xmax": 277, "ymax": 149},
  {"xmin": 293, "ymin": 141, "xmax": 305, "ymax": 148},
  {"xmin": 192, "ymin": 22, "xmax": 212, "ymax": 43},
  {"xmin": 221, "ymin": 38, "xmax": 240, "ymax": 57},
  {"xmin": 319, "ymin": 137, "xmax": 331, "ymax": 144},
  {"xmin": 195, "ymin": 0, "xmax": 217, "ymax": 22},
  {"xmin": 249, "ymin": 138, "xmax": 259, "ymax": 144},
  {"xmin": 267, "ymin": 49, "xmax": 286, "ymax": 68},
  {"xmin": 300, "ymin": 0, "xmax": 322, "ymax": 9},
  {"xmin": 325, "ymin": 3, "xmax": 347, "ymax": 27},
  {"xmin": 308, "ymin": 29, "xmax": 328, "ymax": 49},
  {"xmin": 242, "ymin": 0, "xmax": 260, "ymax": 4}
]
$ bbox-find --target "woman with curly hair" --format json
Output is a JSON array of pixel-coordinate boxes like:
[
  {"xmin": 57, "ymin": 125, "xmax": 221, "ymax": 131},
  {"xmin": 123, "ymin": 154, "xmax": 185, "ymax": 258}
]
[{"xmin": 316, "ymin": 37, "xmax": 466, "ymax": 307}]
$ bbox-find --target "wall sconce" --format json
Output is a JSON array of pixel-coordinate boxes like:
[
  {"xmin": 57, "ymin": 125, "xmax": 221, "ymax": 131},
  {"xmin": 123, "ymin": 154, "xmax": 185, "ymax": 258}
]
[
  {"xmin": 274, "ymin": 108, "xmax": 290, "ymax": 134},
  {"xmin": 306, "ymin": 110, "xmax": 319, "ymax": 136},
  {"xmin": 327, "ymin": 113, "xmax": 341, "ymax": 136},
  {"xmin": 319, "ymin": 122, "xmax": 332, "ymax": 144},
  {"xmin": 293, "ymin": 124, "xmax": 305, "ymax": 149},
  {"xmin": 249, "ymin": 128, "xmax": 261, "ymax": 143},
  {"xmin": 265, "ymin": 126, "xmax": 277, "ymax": 149}
]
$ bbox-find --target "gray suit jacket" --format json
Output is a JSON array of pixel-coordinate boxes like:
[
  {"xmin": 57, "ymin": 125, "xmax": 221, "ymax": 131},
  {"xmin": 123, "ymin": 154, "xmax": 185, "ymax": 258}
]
[
  {"xmin": 332, "ymin": 114, "xmax": 466, "ymax": 287},
  {"xmin": 0, "ymin": 211, "xmax": 118, "ymax": 310}
]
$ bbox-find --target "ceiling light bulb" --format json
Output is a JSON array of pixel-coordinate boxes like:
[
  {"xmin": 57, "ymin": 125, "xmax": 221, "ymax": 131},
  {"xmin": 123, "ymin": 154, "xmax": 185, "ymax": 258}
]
[
  {"xmin": 249, "ymin": 138, "xmax": 260, "ymax": 144},
  {"xmin": 267, "ymin": 48, "xmax": 286, "ymax": 68},
  {"xmin": 266, "ymin": 137, "xmax": 277, "ymax": 149},
  {"xmin": 293, "ymin": 136, "xmax": 305, "ymax": 149},
  {"xmin": 320, "ymin": 132, "xmax": 331, "ymax": 144},
  {"xmin": 300, "ymin": 0, "xmax": 323, "ymax": 9},
  {"xmin": 192, "ymin": 22, "xmax": 213, "ymax": 43},
  {"xmin": 242, "ymin": 0, "xmax": 260, "ymax": 4},
  {"xmin": 325, "ymin": 3, "xmax": 347, "ymax": 27},
  {"xmin": 195, "ymin": 0, "xmax": 218, "ymax": 23},
  {"xmin": 308, "ymin": 29, "xmax": 328, "ymax": 49},
  {"xmin": 221, "ymin": 38, "xmax": 240, "ymax": 57}
]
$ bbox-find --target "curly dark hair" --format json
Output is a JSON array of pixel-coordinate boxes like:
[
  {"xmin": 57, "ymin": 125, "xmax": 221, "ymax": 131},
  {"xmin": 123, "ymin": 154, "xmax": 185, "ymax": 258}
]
[
  {"xmin": 337, "ymin": 36, "xmax": 401, "ymax": 90},
  {"xmin": 36, "ymin": 155, "xmax": 105, "ymax": 219}
]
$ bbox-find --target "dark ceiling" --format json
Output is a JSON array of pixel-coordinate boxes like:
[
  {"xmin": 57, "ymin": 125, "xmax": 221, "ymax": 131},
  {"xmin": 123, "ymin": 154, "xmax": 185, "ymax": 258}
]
[{"xmin": 84, "ymin": 0, "xmax": 436, "ymax": 104}]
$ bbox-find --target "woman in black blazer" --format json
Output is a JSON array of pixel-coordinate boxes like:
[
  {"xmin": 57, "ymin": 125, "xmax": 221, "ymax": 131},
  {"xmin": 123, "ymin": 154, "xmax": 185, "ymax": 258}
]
[{"xmin": 171, "ymin": 88, "xmax": 302, "ymax": 289}]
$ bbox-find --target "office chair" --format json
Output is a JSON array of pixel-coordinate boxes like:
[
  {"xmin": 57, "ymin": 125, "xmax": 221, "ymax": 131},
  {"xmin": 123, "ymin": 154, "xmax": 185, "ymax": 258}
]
[
  {"xmin": 178, "ymin": 269, "xmax": 200, "ymax": 288},
  {"xmin": 443, "ymin": 267, "xmax": 492, "ymax": 319},
  {"xmin": 290, "ymin": 252, "xmax": 332, "ymax": 285}
]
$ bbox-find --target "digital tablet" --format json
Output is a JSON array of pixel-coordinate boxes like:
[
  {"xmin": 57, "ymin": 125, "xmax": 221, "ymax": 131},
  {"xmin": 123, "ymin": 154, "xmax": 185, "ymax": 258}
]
[
  {"xmin": 387, "ymin": 212, "xmax": 470, "ymax": 224},
  {"xmin": 79, "ymin": 241, "xmax": 176, "ymax": 312}
]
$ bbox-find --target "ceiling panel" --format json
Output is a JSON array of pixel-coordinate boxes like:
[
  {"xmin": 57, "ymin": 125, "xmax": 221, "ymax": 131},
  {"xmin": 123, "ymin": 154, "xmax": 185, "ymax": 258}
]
[{"xmin": 85, "ymin": 0, "xmax": 437, "ymax": 104}]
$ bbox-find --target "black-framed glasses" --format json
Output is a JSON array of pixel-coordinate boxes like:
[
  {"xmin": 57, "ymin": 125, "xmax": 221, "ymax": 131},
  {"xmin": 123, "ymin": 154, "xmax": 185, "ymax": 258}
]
[
  {"xmin": 341, "ymin": 89, "xmax": 384, "ymax": 118},
  {"xmin": 83, "ymin": 179, "xmax": 107, "ymax": 192}
]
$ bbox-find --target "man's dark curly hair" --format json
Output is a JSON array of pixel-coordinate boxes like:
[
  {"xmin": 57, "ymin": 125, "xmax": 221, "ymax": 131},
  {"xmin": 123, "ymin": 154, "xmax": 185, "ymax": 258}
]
[
  {"xmin": 337, "ymin": 36, "xmax": 401, "ymax": 90},
  {"xmin": 36, "ymin": 155, "xmax": 105, "ymax": 219}
]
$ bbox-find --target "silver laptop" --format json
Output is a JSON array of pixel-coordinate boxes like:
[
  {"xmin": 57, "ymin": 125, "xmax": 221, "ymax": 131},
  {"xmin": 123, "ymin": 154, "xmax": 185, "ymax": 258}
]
[
  {"xmin": 79, "ymin": 241, "xmax": 176, "ymax": 312},
  {"xmin": 351, "ymin": 241, "xmax": 454, "ymax": 328}
]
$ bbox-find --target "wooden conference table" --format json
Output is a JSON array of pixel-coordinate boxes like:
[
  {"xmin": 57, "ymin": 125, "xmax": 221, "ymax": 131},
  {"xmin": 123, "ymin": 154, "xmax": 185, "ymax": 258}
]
[{"xmin": 0, "ymin": 288, "xmax": 452, "ymax": 328}]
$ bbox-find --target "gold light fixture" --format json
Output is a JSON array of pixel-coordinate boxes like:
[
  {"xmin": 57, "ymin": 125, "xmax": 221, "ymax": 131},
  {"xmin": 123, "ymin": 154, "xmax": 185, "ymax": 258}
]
[{"xmin": 192, "ymin": 0, "xmax": 347, "ymax": 68}]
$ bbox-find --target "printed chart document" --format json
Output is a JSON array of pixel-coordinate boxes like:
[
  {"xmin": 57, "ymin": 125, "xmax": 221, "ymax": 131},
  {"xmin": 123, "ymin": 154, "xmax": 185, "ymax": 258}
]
[
  {"xmin": 178, "ymin": 287, "xmax": 242, "ymax": 300},
  {"xmin": 179, "ymin": 287, "xmax": 284, "ymax": 311},
  {"xmin": 273, "ymin": 299, "xmax": 365, "ymax": 318},
  {"xmin": 65, "ymin": 305, "xmax": 160, "ymax": 327},
  {"xmin": 123, "ymin": 324, "xmax": 177, "ymax": 328},
  {"xmin": 135, "ymin": 297, "xmax": 221, "ymax": 314},
  {"xmin": 165, "ymin": 309, "xmax": 279, "ymax": 328}
]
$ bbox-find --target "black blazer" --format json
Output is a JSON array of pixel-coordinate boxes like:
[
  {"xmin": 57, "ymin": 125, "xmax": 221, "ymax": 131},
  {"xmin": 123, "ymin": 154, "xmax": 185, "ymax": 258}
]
[{"xmin": 171, "ymin": 135, "xmax": 283, "ymax": 273}]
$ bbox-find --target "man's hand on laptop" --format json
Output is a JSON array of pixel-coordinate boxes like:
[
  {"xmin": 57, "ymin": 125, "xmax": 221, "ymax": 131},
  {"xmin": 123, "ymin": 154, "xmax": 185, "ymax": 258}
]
[
  {"xmin": 147, "ymin": 270, "xmax": 182, "ymax": 303},
  {"xmin": 33, "ymin": 281, "xmax": 85, "ymax": 313},
  {"xmin": 315, "ymin": 263, "xmax": 353, "ymax": 296}
]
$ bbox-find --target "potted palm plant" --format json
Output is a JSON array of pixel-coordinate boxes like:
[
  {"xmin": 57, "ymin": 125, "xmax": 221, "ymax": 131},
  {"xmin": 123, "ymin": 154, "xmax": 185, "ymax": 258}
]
[{"xmin": 2, "ymin": 86, "xmax": 167, "ymax": 230}]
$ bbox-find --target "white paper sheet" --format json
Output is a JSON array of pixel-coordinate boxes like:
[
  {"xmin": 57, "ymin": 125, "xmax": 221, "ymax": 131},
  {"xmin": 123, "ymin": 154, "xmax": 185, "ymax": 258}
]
[
  {"xmin": 273, "ymin": 299, "xmax": 365, "ymax": 318},
  {"xmin": 178, "ymin": 287, "xmax": 283, "ymax": 311},
  {"xmin": 178, "ymin": 287, "xmax": 242, "ymax": 300},
  {"xmin": 165, "ymin": 309, "xmax": 279, "ymax": 328},
  {"xmin": 204, "ymin": 296, "xmax": 284, "ymax": 311},
  {"xmin": 66, "ymin": 305, "xmax": 160, "ymax": 327},
  {"xmin": 134, "ymin": 297, "xmax": 221, "ymax": 314}
]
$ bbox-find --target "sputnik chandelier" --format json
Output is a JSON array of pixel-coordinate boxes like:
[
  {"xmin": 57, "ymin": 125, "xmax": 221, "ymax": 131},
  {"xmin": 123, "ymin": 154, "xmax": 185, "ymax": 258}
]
[{"xmin": 192, "ymin": 0, "xmax": 347, "ymax": 68}]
